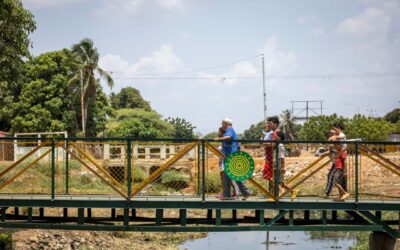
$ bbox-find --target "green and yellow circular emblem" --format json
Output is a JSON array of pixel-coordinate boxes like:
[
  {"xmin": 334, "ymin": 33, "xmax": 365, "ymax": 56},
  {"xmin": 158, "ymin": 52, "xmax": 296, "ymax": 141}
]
[{"xmin": 224, "ymin": 151, "xmax": 254, "ymax": 182}]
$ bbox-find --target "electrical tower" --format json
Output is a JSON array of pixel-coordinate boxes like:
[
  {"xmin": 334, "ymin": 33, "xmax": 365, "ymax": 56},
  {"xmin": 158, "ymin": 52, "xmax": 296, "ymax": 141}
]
[{"xmin": 291, "ymin": 100, "xmax": 324, "ymax": 121}]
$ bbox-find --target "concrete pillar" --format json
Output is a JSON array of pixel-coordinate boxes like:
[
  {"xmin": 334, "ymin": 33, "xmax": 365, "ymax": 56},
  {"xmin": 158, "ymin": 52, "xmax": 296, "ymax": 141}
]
[
  {"xmin": 160, "ymin": 145, "xmax": 166, "ymax": 160},
  {"xmin": 169, "ymin": 146, "xmax": 175, "ymax": 157},
  {"xmin": 133, "ymin": 145, "xmax": 138, "ymax": 159},
  {"xmin": 145, "ymin": 147, "xmax": 150, "ymax": 160},
  {"xmin": 121, "ymin": 146, "xmax": 126, "ymax": 161},
  {"xmin": 104, "ymin": 144, "xmax": 110, "ymax": 160},
  {"xmin": 369, "ymin": 232, "xmax": 400, "ymax": 250}
]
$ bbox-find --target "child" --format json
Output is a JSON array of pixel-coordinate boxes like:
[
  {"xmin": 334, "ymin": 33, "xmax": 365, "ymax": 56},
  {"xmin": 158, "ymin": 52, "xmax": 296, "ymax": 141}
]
[
  {"xmin": 275, "ymin": 131, "xmax": 299, "ymax": 200},
  {"xmin": 260, "ymin": 122, "xmax": 272, "ymax": 141}
]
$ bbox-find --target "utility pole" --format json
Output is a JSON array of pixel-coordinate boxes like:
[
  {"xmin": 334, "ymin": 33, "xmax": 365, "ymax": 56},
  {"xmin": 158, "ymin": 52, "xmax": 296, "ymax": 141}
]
[{"xmin": 261, "ymin": 54, "xmax": 267, "ymax": 122}]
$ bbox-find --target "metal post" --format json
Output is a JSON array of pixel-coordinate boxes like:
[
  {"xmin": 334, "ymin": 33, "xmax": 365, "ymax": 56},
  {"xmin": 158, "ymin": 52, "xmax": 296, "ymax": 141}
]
[
  {"xmin": 65, "ymin": 145, "xmax": 69, "ymax": 195},
  {"xmin": 261, "ymin": 53, "xmax": 267, "ymax": 121},
  {"xmin": 274, "ymin": 141, "xmax": 279, "ymax": 199},
  {"xmin": 127, "ymin": 139, "xmax": 132, "ymax": 200},
  {"xmin": 51, "ymin": 139, "xmax": 55, "ymax": 200},
  {"xmin": 355, "ymin": 142, "xmax": 359, "ymax": 203},
  {"xmin": 201, "ymin": 140, "xmax": 206, "ymax": 202},
  {"xmin": 197, "ymin": 144, "xmax": 201, "ymax": 196}
]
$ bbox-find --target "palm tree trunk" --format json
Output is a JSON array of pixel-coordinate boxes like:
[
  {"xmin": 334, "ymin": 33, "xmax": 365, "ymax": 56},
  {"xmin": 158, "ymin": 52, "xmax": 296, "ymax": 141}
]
[{"xmin": 80, "ymin": 69, "xmax": 86, "ymax": 137}]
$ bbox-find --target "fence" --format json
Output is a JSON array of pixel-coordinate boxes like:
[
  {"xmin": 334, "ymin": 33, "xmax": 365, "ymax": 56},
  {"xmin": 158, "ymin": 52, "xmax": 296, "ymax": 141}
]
[{"xmin": 0, "ymin": 137, "xmax": 398, "ymax": 202}]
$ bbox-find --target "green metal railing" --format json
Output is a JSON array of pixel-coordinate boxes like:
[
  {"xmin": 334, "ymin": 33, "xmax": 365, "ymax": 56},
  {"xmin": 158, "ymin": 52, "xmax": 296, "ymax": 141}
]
[{"xmin": 0, "ymin": 137, "xmax": 399, "ymax": 202}]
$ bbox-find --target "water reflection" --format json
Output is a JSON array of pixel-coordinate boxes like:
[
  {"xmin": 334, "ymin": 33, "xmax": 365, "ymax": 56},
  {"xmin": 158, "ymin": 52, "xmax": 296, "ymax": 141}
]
[{"xmin": 180, "ymin": 231, "xmax": 356, "ymax": 250}]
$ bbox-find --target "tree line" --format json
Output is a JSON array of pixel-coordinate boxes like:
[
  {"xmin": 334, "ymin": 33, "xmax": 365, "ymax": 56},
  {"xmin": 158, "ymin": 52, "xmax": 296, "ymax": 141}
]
[
  {"xmin": 0, "ymin": 0, "xmax": 196, "ymax": 139},
  {"xmin": 241, "ymin": 110, "xmax": 400, "ymax": 141}
]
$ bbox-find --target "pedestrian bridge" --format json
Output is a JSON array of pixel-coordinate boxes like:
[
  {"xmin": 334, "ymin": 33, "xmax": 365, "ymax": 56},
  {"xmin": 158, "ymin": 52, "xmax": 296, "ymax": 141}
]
[{"xmin": 0, "ymin": 137, "xmax": 398, "ymax": 239}]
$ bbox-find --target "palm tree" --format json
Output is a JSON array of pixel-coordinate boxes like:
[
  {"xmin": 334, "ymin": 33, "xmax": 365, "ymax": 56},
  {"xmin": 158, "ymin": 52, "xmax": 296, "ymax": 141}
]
[
  {"xmin": 280, "ymin": 109, "xmax": 296, "ymax": 141},
  {"xmin": 69, "ymin": 38, "xmax": 114, "ymax": 137}
]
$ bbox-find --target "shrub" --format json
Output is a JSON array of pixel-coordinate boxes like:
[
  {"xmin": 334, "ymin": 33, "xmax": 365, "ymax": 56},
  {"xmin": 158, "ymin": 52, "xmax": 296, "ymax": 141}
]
[
  {"xmin": 205, "ymin": 170, "xmax": 222, "ymax": 193},
  {"xmin": 133, "ymin": 167, "xmax": 148, "ymax": 183},
  {"xmin": 161, "ymin": 170, "xmax": 190, "ymax": 189}
]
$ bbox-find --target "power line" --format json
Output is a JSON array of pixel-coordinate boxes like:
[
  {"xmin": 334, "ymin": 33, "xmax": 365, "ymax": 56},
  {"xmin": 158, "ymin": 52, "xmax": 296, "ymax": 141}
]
[
  {"xmin": 109, "ymin": 54, "xmax": 260, "ymax": 76},
  {"xmin": 112, "ymin": 76, "xmax": 259, "ymax": 80},
  {"xmin": 111, "ymin": 72, "xmax": 400, "ymax": 80},
  {"xmin": 267, "ymin": 72, "xmax": 400, "ymax": 79}
]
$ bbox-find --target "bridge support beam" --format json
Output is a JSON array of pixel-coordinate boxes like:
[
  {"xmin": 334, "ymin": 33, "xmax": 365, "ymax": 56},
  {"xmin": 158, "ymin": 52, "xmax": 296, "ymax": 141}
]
[{"xmin": 369, "ymin": 232, "xmax": 400, "ymax": 250}]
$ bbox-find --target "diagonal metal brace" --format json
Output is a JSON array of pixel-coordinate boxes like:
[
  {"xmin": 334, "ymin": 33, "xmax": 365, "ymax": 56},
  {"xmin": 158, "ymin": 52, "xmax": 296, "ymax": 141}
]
[
  {"xmin": 132, "ymin": 142, "xmax": 198, "ymax": 196},
  {"xmin": 357, "ymin": 211, "xmax": 399, "ymax": 239},
  {"xmin": 266, "ymin": 210, "xmax": 288, "ymax": 226}
]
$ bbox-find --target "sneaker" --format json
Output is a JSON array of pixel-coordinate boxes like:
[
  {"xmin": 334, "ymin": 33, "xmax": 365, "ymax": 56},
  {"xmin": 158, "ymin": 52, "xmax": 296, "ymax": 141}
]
[{"xmin": 290, "ymin": 189, "xmax": 299, "ymax": 201}]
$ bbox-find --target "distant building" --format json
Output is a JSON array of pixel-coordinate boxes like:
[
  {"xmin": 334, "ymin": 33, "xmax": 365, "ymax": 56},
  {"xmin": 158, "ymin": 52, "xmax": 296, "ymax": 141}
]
[{"xmin": 388, "ymin": 133, "xmax": 400, "ymax": 142}]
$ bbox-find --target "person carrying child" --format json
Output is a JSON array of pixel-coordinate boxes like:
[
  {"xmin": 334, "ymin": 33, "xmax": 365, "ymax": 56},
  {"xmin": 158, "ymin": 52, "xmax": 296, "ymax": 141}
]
[
  {"xmin": 263, "ymin": 116, "xmax": 280, "ymax": 180},
  {"xmin": 216, "ymin": 127, "xmax": 240, "ymax": 199},
  {"xmin": 327, "ymin": 133, "xmax": 350, "ymax": 201}
]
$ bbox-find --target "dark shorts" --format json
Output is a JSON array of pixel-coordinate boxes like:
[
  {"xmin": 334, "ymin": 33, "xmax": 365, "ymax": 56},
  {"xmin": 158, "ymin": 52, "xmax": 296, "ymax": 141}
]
[{"xmin": 332, "ymin": 169, "xmax": 344, "ymax": 186}]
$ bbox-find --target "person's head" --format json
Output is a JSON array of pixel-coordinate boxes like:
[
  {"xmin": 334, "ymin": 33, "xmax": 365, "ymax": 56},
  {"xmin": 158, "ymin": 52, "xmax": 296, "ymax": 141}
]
[
  {"xmin": 331, "ymin": 123, "xmax": 344, "ymax": 133},
  {"xmin": 267, "ymin": 116, "xmax": 279, "ymax": 130},
  {"xmin": 221, "ymin": 117, "xmax": 233, "ymax": 129},
  {"xmin": 329, "ymin": 129, "xmax": 336, "ymax": 136},
  {"xmin": 276, "ymin": 131, "xmax": 285, "ymax": 141},
  {"xmin": 264, "ymin": 122, "xmax": 271, "ymax": 131},
  {"xmin": 217, "ymin": 127, "xmax": 225, "ymax": 137}
]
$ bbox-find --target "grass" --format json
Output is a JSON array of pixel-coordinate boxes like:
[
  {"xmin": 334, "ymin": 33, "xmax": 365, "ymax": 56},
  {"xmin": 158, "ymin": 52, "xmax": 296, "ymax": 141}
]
[{"xmin": 0, "ymin": 232, "xmax": 12, "ymax": 249}]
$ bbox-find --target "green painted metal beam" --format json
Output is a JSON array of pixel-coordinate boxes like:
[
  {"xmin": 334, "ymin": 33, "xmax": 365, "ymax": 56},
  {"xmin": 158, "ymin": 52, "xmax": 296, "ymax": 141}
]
[
  {"xmin": 0, "ymin": 199, "xmax": 399, "ymax": 211},
  {"xmin": 0, "ymin": 222, "xmax": 387, "ymax": 233}
]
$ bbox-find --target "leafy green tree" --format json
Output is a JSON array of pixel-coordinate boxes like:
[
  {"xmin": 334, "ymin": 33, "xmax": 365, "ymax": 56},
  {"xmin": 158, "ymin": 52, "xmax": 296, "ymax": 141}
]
[
  {"xmin": 346, "ymin": 115, "xmax": 393, "ymax": 141},
  {"xmin": 69, "ymin": 38, "xmax": 114, "ymax": 137},
  {"xmin": 299, "ymin": 114, "xmax": 348, "ymax": 141},
  {"xmin": 110, "ymin": 87, "xmax": 151, "ymax": 111},
  {"xmin": 0, "ymin": 0, "xmax": 36, "ymax": 131},
  {"xmin": 384, "ymin": 108, "xmax": 400, "ymax": 124},
  {"xmin": 107, "ymin": 109, "xmax": 174, "ymax": 138},
  {"xmin": 203, "ymin": 132, "xmax": 218, "ymax": 139},
  {"xmin": 242, "ymin": 121, "xmax": 264, "ymax": 140},
  {"xmin": 10, "ymin": 49, "xmax": 110, "ymax": 136},
  {"xmin": 165, "ymin": 117, "xmax": 196, "ymax": 139}
]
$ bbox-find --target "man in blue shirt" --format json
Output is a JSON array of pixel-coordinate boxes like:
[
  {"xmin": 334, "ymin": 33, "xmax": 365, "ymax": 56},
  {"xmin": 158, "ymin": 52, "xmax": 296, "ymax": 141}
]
[{"xmin": 216, "ymin": 118, "xmax": 250, "ymax": 200}]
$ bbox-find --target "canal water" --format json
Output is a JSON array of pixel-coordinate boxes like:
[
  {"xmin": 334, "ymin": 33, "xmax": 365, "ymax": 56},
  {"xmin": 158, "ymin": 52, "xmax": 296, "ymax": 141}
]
[{"xmin": 179, "ymin": 231, "xmax": 357, "ymax": 250}]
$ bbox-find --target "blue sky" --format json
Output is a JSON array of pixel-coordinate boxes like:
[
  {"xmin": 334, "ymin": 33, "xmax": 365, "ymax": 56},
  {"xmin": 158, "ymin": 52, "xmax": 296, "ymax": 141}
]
[{"xmin": 22, "ymin": 0, "xmax": 400, "ymax": 134}]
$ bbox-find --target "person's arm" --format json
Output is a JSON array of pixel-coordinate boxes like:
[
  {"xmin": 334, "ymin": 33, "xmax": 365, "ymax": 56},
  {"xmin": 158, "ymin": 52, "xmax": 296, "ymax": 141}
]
[{"xmin": 215, "ymin": 135, "xmax": 232, "ymax": 141}]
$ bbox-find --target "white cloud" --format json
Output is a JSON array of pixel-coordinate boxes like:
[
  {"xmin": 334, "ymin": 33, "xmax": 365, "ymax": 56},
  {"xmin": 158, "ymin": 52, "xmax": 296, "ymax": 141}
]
[
  {"xmin": 157, "ymin": 0, "xmax": 185, "ymax": 10},
  {"xmin": 22, "ymin": 0, "xmax": 86, "ymax": 8},
  {"xmin": 336, "ymin": 7, "xmax": 390, "ymax": 38},
  {"xmin": 95, "ymin": 0, "xmax": 185, "ymax": 15},
  {"xmin": 259, "ymin": 36, "xmax": 297, "ymax": 75},
  {"xmin": 99, "ymin": 45, "xmax": 184, "ymax": 80},
  {"xmin": 335, "ymin": 5, "xmax": 400, "ymax": 71},
  {"xmin": 198, "ymin": 61, "xmax": 258, "ymax": 86}
]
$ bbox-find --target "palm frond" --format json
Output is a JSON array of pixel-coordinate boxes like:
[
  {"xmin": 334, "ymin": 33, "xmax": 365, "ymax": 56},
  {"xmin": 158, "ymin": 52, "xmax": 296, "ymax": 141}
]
[{"xmin": 97, "ymin": 67, "xmax": 114, "ymax": 89}]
